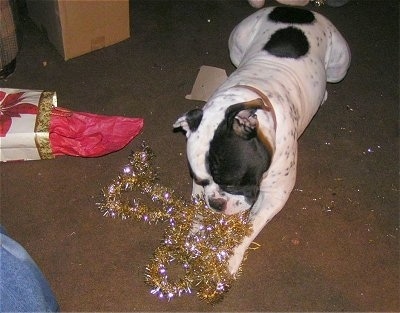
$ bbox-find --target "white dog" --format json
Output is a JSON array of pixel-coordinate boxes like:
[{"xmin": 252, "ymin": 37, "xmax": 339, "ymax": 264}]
[{"xmin": 174, "ymin": 6, "xmax": 350, "ymax": 275}]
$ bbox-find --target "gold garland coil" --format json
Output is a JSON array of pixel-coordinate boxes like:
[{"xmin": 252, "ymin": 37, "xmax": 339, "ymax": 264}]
[{"xmin": 97, "ymin": 142, "xmax": 253, "ymax": 303}]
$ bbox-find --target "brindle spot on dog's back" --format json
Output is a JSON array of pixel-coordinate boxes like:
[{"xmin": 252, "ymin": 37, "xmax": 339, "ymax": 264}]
[{"xmin": 263, "ymin": 27, "xmax": 309, "ymax": 59}]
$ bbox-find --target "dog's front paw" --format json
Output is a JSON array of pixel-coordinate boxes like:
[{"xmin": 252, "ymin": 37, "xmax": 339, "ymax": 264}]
[
  {"xmin": 228, "ymin": 246, "xmax": 247, "ymax": 277},
  {"xmin": 192, "ymin": 180, "xmax": 205, "ymax": 199}
]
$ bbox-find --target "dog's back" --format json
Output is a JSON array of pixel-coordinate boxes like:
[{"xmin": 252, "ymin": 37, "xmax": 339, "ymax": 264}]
[{"xmin": 222, "ymin": 7, "xmax": 351, "ymax": 136}]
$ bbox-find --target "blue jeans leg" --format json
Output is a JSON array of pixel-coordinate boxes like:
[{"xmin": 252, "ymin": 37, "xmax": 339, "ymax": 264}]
[{"xmin": 0, "ymin": 226, "xmax": 59, "ymax": 312}]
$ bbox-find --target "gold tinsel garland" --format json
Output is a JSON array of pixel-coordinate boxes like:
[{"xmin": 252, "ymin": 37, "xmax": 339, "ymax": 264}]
[{"xmin": 97, "ymin": 143, "xmax": 253, "ymax": 303}]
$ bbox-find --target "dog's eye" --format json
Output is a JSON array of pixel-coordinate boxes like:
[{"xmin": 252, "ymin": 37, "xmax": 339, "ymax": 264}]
[
  {"xmin": 195, "ymin": 178, "xmax": 210, "ymax": 186},
  {"xmin": 220, "ymin": 184, "xmax": 258, "ymax": 204}
]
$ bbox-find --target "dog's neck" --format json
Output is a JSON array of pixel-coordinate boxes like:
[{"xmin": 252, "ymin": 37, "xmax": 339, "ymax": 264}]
[
  {"xmin": 235, "ymin": 84, "xmax": 277, "ymax": 131},
  {"xmin": 234, "ymin": 84, "xmax": 277, "ymax": 158}
]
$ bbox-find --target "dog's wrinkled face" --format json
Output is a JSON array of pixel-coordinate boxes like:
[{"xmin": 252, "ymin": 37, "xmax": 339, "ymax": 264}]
[{"xmin": 174, "ymin": 99, "xmax": 272, "ymax": 215}]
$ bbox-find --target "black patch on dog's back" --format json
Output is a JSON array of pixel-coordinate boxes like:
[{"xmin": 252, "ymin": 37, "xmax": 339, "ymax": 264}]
[
  {"xmin": 268, "ymin": 7, "xmax": 315, "ymax": 24},
  {"xmin": 263, "ymin": 26, "xmax": 309, "ymax": 58}
]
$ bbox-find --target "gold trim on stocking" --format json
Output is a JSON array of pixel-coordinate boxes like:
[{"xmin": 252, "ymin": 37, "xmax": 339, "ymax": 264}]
[{"xmin": 34, "ymin": 91, "xmax": 55, "ymax": 159}]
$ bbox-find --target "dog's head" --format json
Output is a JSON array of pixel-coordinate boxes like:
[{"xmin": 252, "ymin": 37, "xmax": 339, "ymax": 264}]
[{"xmin": 174, "ymin": 97, "xmax": 274, "ymax": 215}]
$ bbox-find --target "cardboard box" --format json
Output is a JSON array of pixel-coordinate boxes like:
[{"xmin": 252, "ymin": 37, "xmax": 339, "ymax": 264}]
[{"xmin": 27, "ymin": 0, "xmax": 130, "ymax": 60}]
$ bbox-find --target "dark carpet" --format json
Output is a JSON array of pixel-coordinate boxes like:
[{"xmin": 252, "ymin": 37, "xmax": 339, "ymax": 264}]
[{"xmin": 1, "ymin": 0, "xmax": 398, "ymax": 311}]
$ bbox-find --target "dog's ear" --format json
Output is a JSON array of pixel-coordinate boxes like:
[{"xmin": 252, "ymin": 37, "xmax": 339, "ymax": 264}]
[
  {"xmin": 173, "ymin": 108, "xmax": 203, "ymax": 137},
  {"xmin": 226, "ymin": 99, "xmax": 263, "ymax": 139},
  {"xmin": 232, "ymin": 108, "xmax": 258, "ymax": 139}
]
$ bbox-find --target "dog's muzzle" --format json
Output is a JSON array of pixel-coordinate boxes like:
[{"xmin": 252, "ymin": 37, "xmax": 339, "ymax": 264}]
[{"xmin": 207, "ymin": 196, "xmax": 227, "ymax": 212}]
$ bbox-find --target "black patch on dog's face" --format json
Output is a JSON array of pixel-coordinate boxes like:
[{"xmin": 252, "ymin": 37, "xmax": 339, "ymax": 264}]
[
  {"xmin": 268, "ymin": 7, "xmax": 315, "ymax": 24},
  {"xmin": 263, "ymin": 26, "xmax": 309, "ymax": 58},
  {"xmin": 207, "ymin": 103, "xmax": 271, "ymax": 204}
]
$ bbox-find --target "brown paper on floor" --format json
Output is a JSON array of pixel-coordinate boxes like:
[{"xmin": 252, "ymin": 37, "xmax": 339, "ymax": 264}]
[{"xmin": 185, "ymin": 65, "xmax": 227, "ymax": 102}]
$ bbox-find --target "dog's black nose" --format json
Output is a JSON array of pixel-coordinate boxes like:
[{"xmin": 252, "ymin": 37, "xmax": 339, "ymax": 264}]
[{"xmin": 208, "ymin": 197, "xmax": 227, "ymax": 211}]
